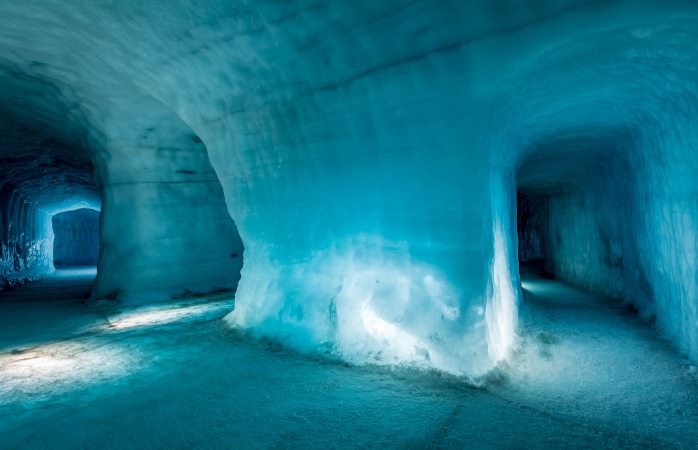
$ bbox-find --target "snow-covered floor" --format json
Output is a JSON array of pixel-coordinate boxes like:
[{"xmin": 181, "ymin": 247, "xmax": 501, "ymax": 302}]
[{"xmin": 1, "ymin": 267, "xmax": 697, "ymax": 449}]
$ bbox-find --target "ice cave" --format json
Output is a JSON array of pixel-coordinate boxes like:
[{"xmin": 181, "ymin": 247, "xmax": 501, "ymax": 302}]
[{"xmin": 0, "ymin": 1, "xmax": 697, "ymax": 448}]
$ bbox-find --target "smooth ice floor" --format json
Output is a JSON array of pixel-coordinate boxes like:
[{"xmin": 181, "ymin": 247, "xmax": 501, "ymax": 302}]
[{"xmin": 1, "ymin": 267, "xmax": 697, "ymax": 449}]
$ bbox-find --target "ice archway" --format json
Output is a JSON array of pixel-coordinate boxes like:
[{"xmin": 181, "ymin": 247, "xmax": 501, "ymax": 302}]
[
  {"xmin": 0, "ymin": 67, "xmax": 243, "ymax": 301},
  {"xmin": 51, "ymin": 208, "xmax": 100, "ymax": 268},
  {"xmin": 0, "ymin": 0, "xmax": 697, "ymax": 376},
  {"xmin": 490, "ymin": 18, "xmax": 698, "ymax": 362}
]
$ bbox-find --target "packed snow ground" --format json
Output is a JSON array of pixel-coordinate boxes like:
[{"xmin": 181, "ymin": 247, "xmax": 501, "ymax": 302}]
[{"xmin": 0, "ymin": 267, "xmax": 697, "ymax": 449}]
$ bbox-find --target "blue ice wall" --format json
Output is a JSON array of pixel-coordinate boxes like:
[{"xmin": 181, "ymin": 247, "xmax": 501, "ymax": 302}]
[
  {"xmin": 91, "ymin": 102, "xmax": 245, "ymax": 303},
  {"xmin": 0, "ymin": 188, "xmax": 52, "ymax": 287}
]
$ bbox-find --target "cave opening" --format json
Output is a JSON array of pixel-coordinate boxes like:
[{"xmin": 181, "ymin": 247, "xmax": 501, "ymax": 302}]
[
  {"xmin": 0, "ymin": 112, "xmax": 100, "ymax": 298},
  {"xmin": 516, "ymin": 192, "xmax": 549, "ymax": 276},
  {"xmin": 513, "ymin": 129, "xmax": 636, "ymax": 298},
  {"xmin": 51, "ymin": 208, "xmax": 100, "ymax": 269}
]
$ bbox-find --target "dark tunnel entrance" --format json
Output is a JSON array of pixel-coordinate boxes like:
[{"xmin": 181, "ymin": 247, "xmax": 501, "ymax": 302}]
[
  {"xmin": 513, "ymin": 129, "xmax": 638, "ymax": 302},
  {"xmin": 516, "ymin": 193, "xmax": 549, "ymax": 275},
  {"xmin": 0, "ymin": 110, "xmax": 100, "ymax": 298},
  {"xmin": 515, "ymin": 188, "xmax": 559, "ymax": 289},
  {"xmin": 52, "ymin": 208, "xmax": 100, "ymax": 269}
]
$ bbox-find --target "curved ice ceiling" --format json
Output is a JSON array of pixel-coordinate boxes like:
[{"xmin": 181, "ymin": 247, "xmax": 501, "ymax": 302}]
[{"xmin": 0, "ymin": 0, "xmax": 696, "ymax": 376}]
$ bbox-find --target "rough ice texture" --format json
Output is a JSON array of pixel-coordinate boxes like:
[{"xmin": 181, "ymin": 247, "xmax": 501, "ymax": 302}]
[
  {"xmin": 52, "ymin": 209, "xmax": 100, "ymax": 266},
  {"xmin": 91, "ymin": 102, "xmax": 244, "ymax": 303},
  {"xmin": 0, "ymin": 0, "xmax": 697, "ymax": 374}
]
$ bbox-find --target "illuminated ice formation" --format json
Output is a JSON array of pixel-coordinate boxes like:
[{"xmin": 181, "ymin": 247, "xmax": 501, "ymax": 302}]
[{"xmin": 0, "ymin": 0, "xmax": 697, "ymax": 375}]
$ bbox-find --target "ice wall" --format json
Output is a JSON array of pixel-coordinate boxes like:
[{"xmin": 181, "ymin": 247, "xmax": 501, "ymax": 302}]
[
  {"xmin": 0, "ymin": 0, "xmax": 697, "ymax": 374},
  {"xmin": 0, "ymin": 186, "xmax": 51, "ymax": 288},
  {"xmin": 52, "ymin": 208, "xmax": 100, "ymax": 267},
  {"xmin": 91, "ymin": 98, "xmax": 244, "ymax": 303}
]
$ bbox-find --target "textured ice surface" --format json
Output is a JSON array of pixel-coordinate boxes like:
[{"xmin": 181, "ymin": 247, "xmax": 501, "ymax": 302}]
[
  {"xmin": 92, "ymin": 106, "xmax": 244, "ymax": 303},
  {"xmin": 0, "ymin": 0, "xmax": 697, "ymax": 374}
]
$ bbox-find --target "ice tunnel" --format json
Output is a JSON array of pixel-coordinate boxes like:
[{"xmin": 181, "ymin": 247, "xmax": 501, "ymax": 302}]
[
  {"xmin": 51, "ymin": 208, "xmax": 100, "ymax": 268},
  {"xmin": 0, "ymin": 0, "xmax": 697, "ymax": 381},
  {"xmin": 0, "ymin": 67, "xmax": 244, "ymax": 301},
  {"xmin": 489, "ymin": 17, "xmax": 698, "ymax": 363},
  {"xmin": 0, "ymin": 111, "xmax": 99, "ymax": 287}
]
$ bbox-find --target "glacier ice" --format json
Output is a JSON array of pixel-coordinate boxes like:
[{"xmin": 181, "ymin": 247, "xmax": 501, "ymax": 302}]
[{"xmin": 0, "ymin": 0, "xmax": 696, "ymax": 377}]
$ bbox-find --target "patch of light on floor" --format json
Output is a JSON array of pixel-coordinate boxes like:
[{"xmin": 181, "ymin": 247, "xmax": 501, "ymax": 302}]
[
  {"xmin": 520, "ymin": 280, "xmax": 532, "ymax": 292},
  {"xmin": 0, "ymin": 343, "xmax": 134, "ymax": 398},
  {"xmin": 0, "ymin": 299, "xmax": 234, "ymax": 402},
  {"xmin": 53, "ymin": 266, "xmax": 97, "ymax": 278},
  {"xmin": 105, "ymin": 301, "xmax": 233, "ymax": 331}
]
